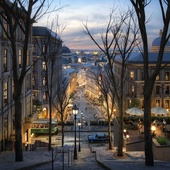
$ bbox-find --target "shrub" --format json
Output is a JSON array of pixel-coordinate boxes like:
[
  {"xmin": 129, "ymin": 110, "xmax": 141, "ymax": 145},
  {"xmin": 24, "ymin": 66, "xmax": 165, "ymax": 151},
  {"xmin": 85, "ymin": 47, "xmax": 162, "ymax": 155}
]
[{"xmin": 157, "ymin": 136, "xmax": 169, "ymax": 145}]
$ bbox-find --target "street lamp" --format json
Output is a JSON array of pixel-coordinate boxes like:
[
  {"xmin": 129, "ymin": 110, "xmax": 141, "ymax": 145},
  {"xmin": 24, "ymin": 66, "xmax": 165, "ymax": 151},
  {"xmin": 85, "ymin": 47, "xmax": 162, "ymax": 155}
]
[
  {"xmin": 78, "ymin": 121, "xmax": 81, "ymax": 152},
  {"xmin": 126, "ymin": 134, "xmax": 129, "ymax": 143},
  {"xmin": 72, "ymin": 104, "xmax": 79, "ymax": 160},
  {"xmin": 81, "ymin": 111, "xmax": 83, "ymax": 128}
]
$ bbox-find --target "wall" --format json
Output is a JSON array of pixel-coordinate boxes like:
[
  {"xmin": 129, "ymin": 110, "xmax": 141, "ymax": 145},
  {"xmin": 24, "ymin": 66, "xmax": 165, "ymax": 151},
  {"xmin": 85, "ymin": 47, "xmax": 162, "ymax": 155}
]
[
  {"xmin": 125, "ymin": 137, "xmax": 170, "ymax": 161},
  {"xmin": 126, "ymin": 140, "xmax": 144, "ymax": 151},
  {"xmin": 152, "ymin": 138, "xmax": 170, "ymax": 161}
]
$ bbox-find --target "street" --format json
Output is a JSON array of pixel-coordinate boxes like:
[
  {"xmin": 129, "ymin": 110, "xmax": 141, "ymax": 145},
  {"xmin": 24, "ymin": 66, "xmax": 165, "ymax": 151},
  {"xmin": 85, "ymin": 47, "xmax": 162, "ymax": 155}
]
[{"xmin": 32, "ymin": 87, "xmax": 110, "ymax": 169}]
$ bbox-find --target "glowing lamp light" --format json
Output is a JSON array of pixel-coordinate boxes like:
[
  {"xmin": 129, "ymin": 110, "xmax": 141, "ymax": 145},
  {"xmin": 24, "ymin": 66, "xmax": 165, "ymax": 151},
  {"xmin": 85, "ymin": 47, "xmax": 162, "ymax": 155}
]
[
  {"xmin": 78, "ymin": 122, "xmax": 81, "ymax": 127},
  {"xmin": 124, "ymin": 129, "xmax": 127, "ymax": 133},
  {"xmin": 72, "ymin": 104, "xmax": 79, "ymax": 115},
  {"xmin": 151, "ymin": 126, "xmax": 156, "ymax": 131},
  {"xmin": 126, "ymin": 134, "xmax": 129, "ymax": 139}
]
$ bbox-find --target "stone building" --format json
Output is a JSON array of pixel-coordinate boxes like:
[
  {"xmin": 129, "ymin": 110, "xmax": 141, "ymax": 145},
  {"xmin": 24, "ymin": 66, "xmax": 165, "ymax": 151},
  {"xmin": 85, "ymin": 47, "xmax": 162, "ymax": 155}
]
[
  {"xmin": 32, "ymin": 26, "xmax": 62, "ymax": 120},
  {"xmin": 114, "ymin": 30, "xmax": 170, "ymax": 114},
  {"xmin": 0, "ymin": 12, "xmax": 33, "ymax": 145}
]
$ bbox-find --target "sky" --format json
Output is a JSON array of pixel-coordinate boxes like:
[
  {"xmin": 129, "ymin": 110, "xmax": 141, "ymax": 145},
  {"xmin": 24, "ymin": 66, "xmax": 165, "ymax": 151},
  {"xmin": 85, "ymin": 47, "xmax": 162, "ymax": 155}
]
[{"xmin": 34, "ymin": 0, "xmax": 169, "ymax": 50}]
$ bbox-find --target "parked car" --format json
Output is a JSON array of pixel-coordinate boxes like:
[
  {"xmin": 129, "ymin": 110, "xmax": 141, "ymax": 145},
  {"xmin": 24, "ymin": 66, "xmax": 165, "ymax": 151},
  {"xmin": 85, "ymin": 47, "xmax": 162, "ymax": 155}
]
[{"xmin": 88, "ymin": 133, "xmax": 110, "ymax": 143}]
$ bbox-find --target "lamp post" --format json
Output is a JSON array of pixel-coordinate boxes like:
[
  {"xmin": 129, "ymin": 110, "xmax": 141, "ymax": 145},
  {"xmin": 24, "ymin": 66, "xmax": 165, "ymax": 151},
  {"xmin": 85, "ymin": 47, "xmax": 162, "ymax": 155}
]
[
  {"xmin": 81, "ymin": 111, "xmax": 83, "ymax": 128},
  {"xmin": 72, "ymin": 104, "xmax": 79, "ymax": 160},
  {"xmin": 78, "ymin": 121, "xmax": 81, "ymax": 152}
]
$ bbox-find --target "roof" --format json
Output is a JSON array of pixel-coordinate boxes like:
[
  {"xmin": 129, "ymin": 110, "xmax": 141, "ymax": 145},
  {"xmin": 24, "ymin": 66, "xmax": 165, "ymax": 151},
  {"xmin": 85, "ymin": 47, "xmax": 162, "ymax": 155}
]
[
  {"xmin": 64, "ymin": 67, "xmax": 76, "ymax": 74},
  {"xmin": 128, "ymin": 52, "xmax": 170, "ymax": 64},
  {"xmin": 62, "ymin": 46, "xmax": 71, "ymax": 54},
  {"xmin": 32, "ymin": 26, "xmax": 61, "ymax": 40},
  {"xmin": 152, "ymin": 37, "xmax": 170, "ymax": 47}
]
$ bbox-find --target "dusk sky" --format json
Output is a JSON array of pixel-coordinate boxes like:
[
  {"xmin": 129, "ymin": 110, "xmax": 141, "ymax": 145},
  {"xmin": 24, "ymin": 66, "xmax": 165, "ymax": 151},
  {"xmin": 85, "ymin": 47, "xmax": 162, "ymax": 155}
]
[{"xmin": 34, "ymin": 0, "xmax": 169, "ymax": 50}]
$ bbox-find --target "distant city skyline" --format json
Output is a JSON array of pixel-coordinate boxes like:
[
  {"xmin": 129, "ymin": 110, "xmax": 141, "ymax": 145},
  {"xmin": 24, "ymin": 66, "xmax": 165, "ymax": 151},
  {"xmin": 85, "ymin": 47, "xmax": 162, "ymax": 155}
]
[{"xmin": 34, "ymin": 0, "xmax": 169, "ymax": 50}]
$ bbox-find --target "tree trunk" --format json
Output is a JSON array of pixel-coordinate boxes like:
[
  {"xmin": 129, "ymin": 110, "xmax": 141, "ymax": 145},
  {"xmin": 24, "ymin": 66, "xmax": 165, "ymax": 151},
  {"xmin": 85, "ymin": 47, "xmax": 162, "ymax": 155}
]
[
  {"xmin": 117, "ymin": 101, "xmax": 123, "ymax": 156},
  {"xmin": 48, "ymin": 95, "xmax": 52, "ymax": 150},
  {"xmin": 15, "ymin": 92, "xmax": 23, "ymax": 161},
  {"xmin": 108, "ymin": 119, "xmax": 112, "ymax": 150},
  {"xmin": 144, "ymin": 93, "xmax": 154, "ymax": 166},
  {"xmin": 61, "ymin": 113, "xmax": 64, "ymax": 147}
]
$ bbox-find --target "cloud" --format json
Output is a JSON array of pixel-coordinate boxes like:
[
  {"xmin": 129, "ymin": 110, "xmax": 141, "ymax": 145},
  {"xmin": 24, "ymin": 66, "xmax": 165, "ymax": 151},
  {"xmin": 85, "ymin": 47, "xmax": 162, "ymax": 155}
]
[{"xmin": 33, "ymin": 0, "xmax": 169, "ymax": 50}]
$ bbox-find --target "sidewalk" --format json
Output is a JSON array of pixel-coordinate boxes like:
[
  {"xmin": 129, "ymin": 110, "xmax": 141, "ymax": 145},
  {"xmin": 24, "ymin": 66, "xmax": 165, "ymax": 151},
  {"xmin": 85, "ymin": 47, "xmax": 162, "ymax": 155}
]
[
  {"xmin": 58, "ymin": 125, "xmax": 112, "ymax": 132},
  {"xmin": 0, "ymin": 150, "xmax": 54, "ymax": 170},
  {"xmin": 1, "ymin": 147, "xmax": 170, "ymax": 170}
]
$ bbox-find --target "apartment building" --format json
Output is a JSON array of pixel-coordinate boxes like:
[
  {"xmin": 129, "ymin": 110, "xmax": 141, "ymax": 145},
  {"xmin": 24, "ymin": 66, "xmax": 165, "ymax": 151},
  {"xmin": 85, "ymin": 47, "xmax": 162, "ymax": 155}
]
[
  {"xmin": 0, "ymin": 13, "xmax": 32, "ymax": 145},
  {"xmin": 32, "ymin": 26, "xmax": 62, "ymax": 120}
]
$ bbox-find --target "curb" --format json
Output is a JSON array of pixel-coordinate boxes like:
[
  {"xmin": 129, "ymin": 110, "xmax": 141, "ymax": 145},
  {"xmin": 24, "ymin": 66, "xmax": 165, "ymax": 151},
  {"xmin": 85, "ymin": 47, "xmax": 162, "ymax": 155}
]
[
  {"xmin": 15, "ymin": 160, "xmax": 52, "ymax": 170},
  {"xmin": 92, "ymin": 148, "xmax": 112, "ymax": 170},
  {"xmin": 15, "ymin": 150, "xmax": 57, "ymax": 170}
]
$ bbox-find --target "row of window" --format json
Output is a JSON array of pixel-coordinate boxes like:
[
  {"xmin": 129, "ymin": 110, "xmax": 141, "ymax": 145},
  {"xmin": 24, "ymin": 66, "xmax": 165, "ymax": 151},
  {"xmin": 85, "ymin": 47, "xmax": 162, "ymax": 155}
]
[
  {"xmin": 3, "ymin": 74, "xmax": 31, "ymax": 106},
  {"xmin": 129, "ymin": 84, "xmax": 170, "ymax": 96},
  {"xmin": 2, "ymin": 17, "xmax": 31, "ymax": 42},
  {"xmin": 128, "ymin": 99, "xmax": 170, "ymax": 108},
  {"xmin": 2, "ymin": 49, "xmax": 31, "ymax": 72},
  {"xmin": 130, "ymin": 71, "xmax": 170, "ymax": 81}
]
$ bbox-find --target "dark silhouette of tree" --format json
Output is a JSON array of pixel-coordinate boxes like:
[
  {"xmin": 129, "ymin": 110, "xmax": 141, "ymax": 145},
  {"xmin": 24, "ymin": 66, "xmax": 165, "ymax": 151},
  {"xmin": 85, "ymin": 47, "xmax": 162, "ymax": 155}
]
[
  {"xmin": 83, "ymin": 9, "xmax": 140, "ymax": 156},
  {"xmin": 130, "ymin": 0, "xmax": 170, "ymax": 166},
  {"xmin": 52, "ymin": 76, "xmax": 69, "ymax": 147},
  {"xmin": 90, "ymin": 66, "xmax": 115, "ymax": 150},
  {"xmin": 0, "ymin": 0, "xmax": 61, "ymax": 161}
]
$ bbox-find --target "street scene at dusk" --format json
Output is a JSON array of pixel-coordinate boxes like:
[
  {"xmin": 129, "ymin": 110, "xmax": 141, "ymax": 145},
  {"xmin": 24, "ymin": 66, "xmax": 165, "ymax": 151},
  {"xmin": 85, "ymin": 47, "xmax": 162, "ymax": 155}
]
[{"xmin": 1, "ymin": 0, "xmax": 170, "ymax": 170}]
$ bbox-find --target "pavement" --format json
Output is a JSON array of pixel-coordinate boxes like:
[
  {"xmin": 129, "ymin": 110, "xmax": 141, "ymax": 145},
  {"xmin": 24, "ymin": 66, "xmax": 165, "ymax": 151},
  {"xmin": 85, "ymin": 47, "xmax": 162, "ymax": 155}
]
[{"xmin": 1, "ymin": 146, "xmax": 170, "ymax": 170}]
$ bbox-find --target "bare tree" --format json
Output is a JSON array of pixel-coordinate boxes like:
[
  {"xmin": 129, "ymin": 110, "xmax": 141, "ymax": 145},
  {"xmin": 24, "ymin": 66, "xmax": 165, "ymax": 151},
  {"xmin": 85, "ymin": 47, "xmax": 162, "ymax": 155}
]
[
  {"xmin": 53, "ymin": 75, "xmax": 69, "ymax": 147},
  {"xmin": 130, "ymin": 0, "xmax": 170, "ymax": 166},
  {"xmin": 0, "ymin": 0, "xmax": 60, "ymax": 161},
  {"xmin": 90, "ymin": 66, "xmax": 115, "ymax": 150},
  {"xmin": 83, "ymin": 9, "xmax": 140, "ymax": 156},
  {"xmin": 36, "ymin": 20, "xmax": 63, "ymax": 150}
]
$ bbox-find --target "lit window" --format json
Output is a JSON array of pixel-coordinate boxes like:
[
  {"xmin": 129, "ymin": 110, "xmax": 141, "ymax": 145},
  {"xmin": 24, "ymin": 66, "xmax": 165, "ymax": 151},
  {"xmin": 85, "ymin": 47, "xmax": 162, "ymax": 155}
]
[
  {"xmin": 19, "ymin": 49, "xmax": 22, "ymax": 68},
  {"xmin": 165, "ymin": 86, "xmax": 169, "ymax": 94},
  {"xmin": 32, "ymin": 77, "xmax": 35, "ymax": 88},
  {"xmin": 156, "ymin": 100, "xmax": 160, "ymax": 107},
  {"xmin": 156, "ymin": 74, "xmax": 159, "ymax": 80},
  {"xmin": 130, "ymin": 85, "xmax": 134, "ymax": 96},
  {"xmin": 130, "ymin": 71, "xmax": 134, "ymax": 80},
  {"xmin": 42, "ymin": 61, "xmax": 46, "ymax": 71},
  {"xmin": 4, "ymin": 16, "xmax": 8, "ymax": 38},
  {"xmin": 165, "ymin": 100, "xmax": 169, "ymax": 108},
  {"xmin": 165, "ymin": 72, "xmax": 169, "ymax": 81},
  {"xmin": 4, "ymin": 82, "xmax": 8, "ymax": 105},
  {"xmin": 27, "ymin": 50, "xmax": 31, "ymax": 66},
  {"xmin": 3, "ymin": 49, "xmax": 7, "ymax": 72},
  {"xmin": 43, "ymin": 77, "xmax": 47, "ymax": 86},
  {"xmin": 43, "ymin": 45, "xmax": 46, "ymax": 53}
]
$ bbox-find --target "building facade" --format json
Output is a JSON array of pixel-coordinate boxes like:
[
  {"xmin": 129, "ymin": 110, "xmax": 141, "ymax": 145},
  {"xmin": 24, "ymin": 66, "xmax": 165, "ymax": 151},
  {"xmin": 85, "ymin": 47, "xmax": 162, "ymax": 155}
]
[
  {"xmin": 0, "ymin": 14, "xmax": 33, "ymax": 145},
  {"xmin": 114, "ymin": 30, "xmax": 170, "ymax": 115},
  {"xmin": 32, "ymin": 26, "xmax": 62, "ymax": 120}
]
